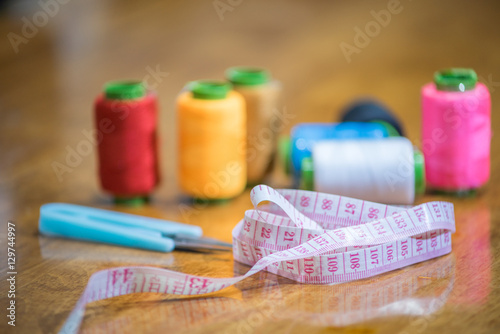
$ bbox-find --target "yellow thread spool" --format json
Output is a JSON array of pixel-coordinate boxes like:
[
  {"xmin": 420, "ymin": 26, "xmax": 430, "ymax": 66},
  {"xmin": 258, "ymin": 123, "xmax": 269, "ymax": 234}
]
[{"xmin": 177, "ymin": 81, "xmax": 246, "ymax": 199}]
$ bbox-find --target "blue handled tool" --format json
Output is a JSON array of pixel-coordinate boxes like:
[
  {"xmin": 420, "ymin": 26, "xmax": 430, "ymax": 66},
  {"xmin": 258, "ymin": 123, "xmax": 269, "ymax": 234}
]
[{"xmin": 39, "ymin": 203, "xmax": 232, "ymax": 252}]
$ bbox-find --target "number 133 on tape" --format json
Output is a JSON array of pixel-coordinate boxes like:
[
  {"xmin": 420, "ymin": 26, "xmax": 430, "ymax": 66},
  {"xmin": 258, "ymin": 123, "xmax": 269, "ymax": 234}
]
[{"xmin": 58, "ymin": 185, "xmax": 455, "ymax": 334}]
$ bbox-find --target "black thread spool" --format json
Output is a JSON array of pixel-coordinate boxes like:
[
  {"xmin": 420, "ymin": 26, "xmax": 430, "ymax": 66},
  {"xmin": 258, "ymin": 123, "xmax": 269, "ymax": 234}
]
[{"xmin": 340, "ymin": 99, "xmax": 405, "ymax": 137}]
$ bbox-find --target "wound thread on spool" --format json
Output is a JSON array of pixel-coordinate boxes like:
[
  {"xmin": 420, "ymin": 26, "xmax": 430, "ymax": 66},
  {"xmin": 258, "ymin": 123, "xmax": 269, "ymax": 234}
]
[
  {"xmin": 301, "ymin": 137, "xmax": 425, "ymax": 205},
  {"xmin": 177, "ymin": 81, "xmax": 246, "ymax": 200},
  {"xmin": 281, "ymin": 122, "xmax": 390, "ymax": 178},
  {"xmin": 340, "ymin": 99, "xmax": 405, "ymax": 136},
  {"xmin": 226, "ymin": 67, "xmax": 282, "ymax": 185},
  {"xmin": 94, "ymin": 81, "xmax": 160, "ymax": 206},
  {"xmin": 421, "ymin": 68, "xmax": 491, "ymax": 193}
]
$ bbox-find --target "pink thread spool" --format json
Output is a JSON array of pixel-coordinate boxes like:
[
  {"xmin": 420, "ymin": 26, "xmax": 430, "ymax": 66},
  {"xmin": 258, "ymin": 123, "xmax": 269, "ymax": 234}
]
[{"xmin": 421, "ymin": 68, "xmax": 491, "ymax": 193}]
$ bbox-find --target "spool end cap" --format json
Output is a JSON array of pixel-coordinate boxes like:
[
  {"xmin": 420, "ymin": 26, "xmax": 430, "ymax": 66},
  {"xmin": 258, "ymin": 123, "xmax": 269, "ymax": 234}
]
[
  {"xmin": 191, "ymin": 81, "xmax": 231, "ymax": 100},
  {"xmin": 372, "ymin": 120, "xmax": 400, "ymax": 137},
  {"xmin": 434, "ymin": 68, "xmax": 477, "ymax": 92},
  {"xmin": 278, "ymin": 135, "xmax": 292, "ymax": 176},
  {"xmin": 114, "ymin": 196, "xmax": 149, "ymax": 207},
  {"xmin": 104, "ymin": 81, "xmax": 146, "ymax": 100},
  {"xmin": 300, "ymin": 157, "xmax": 314, "ymax": 191},
  {"xmin": 226, "ymin": 67, "xmax": 270, "ymax": 86},
  {"xmin": 414, "ymin": 148, "xmax": 426, "ymax": 196}
]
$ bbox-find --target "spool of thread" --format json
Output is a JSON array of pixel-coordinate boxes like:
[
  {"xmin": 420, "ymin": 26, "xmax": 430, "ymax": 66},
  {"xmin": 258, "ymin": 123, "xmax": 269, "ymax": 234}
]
[
  {"xmin": 177, "ymin": 81, "xmax": 246, "ymax": 200},
  {"xmin": 340, "ymin": 98, "xmax": 404, "ymax": 136},
  {"xmin": 226, "ymin": 67, "xmax": 282, "ymax": 185},
  {"xmin": 301, "ymin": 137, "xmax": 425, "ymax": 205},
  {"xmin": 279, "ymin": 122, "xmax": 390, "ymax": 177},
  {"xmin": 94, "ymin": 81, "xmax": 159, "ymax": 206},
  {"xmin": 422, "ymin": 68, "xmax": 491, "ymax": 193}
]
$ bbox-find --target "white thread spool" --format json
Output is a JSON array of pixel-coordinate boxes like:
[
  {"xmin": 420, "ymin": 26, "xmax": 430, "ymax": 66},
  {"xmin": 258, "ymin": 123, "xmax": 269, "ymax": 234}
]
[{"xmin": 304, "ymin": 137, "xmax": 420, "ymax": 205}]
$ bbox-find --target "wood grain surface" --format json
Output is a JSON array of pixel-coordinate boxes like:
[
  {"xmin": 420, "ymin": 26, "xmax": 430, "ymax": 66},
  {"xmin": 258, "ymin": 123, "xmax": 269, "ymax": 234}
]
[{"xmin": 1, "ymin": 0, "xmax": 499, "ymax": 333}]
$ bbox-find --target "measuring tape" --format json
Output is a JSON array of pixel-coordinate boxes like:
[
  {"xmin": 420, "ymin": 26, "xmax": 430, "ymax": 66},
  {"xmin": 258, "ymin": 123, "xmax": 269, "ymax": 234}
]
[{"xmin": 58, "ymin": 185, "xmax": 455, "ymax": 333}]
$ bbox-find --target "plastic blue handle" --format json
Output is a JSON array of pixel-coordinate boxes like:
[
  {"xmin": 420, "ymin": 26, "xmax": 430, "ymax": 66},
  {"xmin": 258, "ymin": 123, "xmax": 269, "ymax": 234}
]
[{"xmin": 38, "ymin": 203, "xmax": 203, "ymax": 252}]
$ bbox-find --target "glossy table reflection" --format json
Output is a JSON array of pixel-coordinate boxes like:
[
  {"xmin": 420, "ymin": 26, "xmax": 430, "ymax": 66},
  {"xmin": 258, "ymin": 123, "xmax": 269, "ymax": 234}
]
[{"xmin": 1, "ymin": 0, "xmax": 500, "ymax": 333}]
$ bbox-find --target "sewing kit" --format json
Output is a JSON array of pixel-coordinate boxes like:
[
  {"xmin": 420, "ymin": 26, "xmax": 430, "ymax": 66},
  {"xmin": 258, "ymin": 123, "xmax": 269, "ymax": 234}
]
[{"xmin": 40, "ymin": 66, "xmax": 491, "ymax": 333}]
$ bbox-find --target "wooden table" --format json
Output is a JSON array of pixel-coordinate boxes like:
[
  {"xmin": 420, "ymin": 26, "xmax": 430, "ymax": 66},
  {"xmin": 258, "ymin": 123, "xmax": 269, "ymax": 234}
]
[{"xmin": 1, "ymin": 0, "xmax": 499, "ymax": 333}]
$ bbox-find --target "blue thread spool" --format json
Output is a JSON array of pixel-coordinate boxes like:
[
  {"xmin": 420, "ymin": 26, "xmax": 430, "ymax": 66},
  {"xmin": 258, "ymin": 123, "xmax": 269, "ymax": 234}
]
[{"xmin": 278, "ymin": 122, "xmax": 390, "ymax": 180}]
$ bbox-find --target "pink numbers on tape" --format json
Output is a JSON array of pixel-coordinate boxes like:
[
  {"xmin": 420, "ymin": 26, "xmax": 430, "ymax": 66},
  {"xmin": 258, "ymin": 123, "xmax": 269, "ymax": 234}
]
[{"xmin": 58, "ymin": 185, "xmax": 455, "ymax": 334}]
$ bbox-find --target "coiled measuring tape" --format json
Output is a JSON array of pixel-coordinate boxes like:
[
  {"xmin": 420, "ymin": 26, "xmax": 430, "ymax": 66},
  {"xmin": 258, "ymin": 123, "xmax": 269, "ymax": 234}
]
[{"xmin": 59, "ymin": 185, "xmax": 455, "ymax": 333}]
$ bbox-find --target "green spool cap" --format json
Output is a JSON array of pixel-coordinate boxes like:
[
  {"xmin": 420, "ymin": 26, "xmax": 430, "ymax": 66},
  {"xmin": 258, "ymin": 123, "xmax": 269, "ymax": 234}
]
[
  {"xmin": 414, "ymin": 148, "xmax": 425, "ymax": 196},
  {"xmin": 114, "ymin": 196, "xmax": 149, "ymax": 207},
  {"xmin": 372, "ymin": 120, "xmax": 400, "ymax": 137},
  {"xmin": 278, "ymin": 135, "xmax": 292, "ymax": 176},
  {"xmin": 434, "ymin": 68, "xmax": 477, "ymax": 92},
  {"xmin": 104, "ymin": 81, "xmax": 146, "ymax": 100},
  {"xmin": 300, "ymin": 157, "xmax": 314, "ymax": 191},
  {"xmin": 226, "ymin": 67, "xmax": 271, "ymax": 86},
  {"xmin": 191, "ymin": 81, "xmax": 231, "ymax": 100}
]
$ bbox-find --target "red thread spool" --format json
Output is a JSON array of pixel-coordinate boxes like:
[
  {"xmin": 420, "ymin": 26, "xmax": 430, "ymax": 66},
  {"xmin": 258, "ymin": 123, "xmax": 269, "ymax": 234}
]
[{"xmin": 94, "ymin": 81, "xmax": 159, "ymax": 205}]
